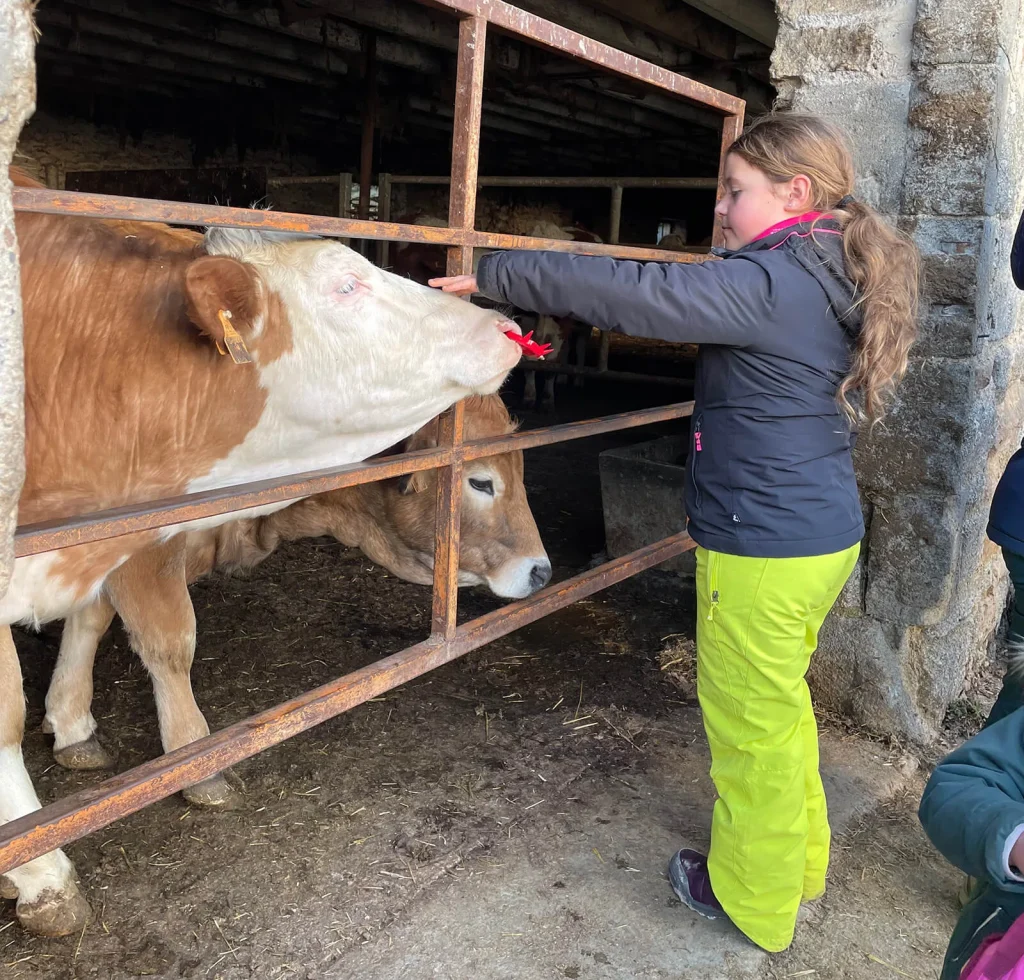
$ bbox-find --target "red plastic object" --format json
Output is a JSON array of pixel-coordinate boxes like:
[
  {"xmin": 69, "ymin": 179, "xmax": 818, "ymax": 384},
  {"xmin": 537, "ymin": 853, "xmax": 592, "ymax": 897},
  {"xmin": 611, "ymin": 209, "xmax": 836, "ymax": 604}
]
[{"xmin": 504, "ymin": 329, "xmax": 554, "ymax": 359}]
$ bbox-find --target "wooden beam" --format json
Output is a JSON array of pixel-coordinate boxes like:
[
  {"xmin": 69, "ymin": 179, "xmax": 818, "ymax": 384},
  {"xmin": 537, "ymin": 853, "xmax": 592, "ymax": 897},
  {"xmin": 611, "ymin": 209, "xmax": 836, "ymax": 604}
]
[
  {"xmin": 508, "ymin": 0, "xmax": 734, "ymax": 63},
  {"xmin": 587, "ymin": 0, "xmax": 771, "ymax": 55},
  {"xmin": 164, "ymin": 0, "xmax": 444, "ymax": 75},
  {"xmin": 316, "ymin": 0, "xmax": 525, "ymax": 71},
  {"xmin": 675, "ymin": 0, "xmax": 778, "ymax": 48},
  {"xmin": 36, "ymin": 7, "xmax": 346, "ymax": 87}
]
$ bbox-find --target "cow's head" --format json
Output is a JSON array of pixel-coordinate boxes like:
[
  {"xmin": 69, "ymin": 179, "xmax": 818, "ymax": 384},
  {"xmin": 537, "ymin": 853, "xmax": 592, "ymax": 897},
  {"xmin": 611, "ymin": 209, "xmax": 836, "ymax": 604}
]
[
  {"xmin": 186, "ymin": 229, "xmax": 523, "ymax": 446},
  {"xmin": 384, "ymin": 396, "xmax": 551, "ymax": 598}
]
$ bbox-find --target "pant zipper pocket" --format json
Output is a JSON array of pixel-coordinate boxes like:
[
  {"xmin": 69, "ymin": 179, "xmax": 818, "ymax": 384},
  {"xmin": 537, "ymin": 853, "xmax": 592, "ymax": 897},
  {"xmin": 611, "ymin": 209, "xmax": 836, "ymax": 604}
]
[{"xmin": 707, "ymin": 549, "xmax": 720, "ymax": 621}]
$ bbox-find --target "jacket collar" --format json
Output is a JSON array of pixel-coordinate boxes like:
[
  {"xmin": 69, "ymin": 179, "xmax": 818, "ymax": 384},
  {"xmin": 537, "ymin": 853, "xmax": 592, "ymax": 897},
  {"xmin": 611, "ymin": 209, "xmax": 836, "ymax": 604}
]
[
  {"xmin": 711, "ymin": 213, "xmax": 862, "ymax": 337},
  {"xmin": 711, "ymin": 212, "xmax": 840, "ymax": 258}
]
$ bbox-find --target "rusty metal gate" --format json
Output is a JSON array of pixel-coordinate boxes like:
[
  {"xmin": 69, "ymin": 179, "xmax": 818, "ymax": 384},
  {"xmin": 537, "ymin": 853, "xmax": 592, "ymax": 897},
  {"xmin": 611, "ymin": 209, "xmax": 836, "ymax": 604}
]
[{"xmin": 0, "ymin": 0, "xmax": 744, "ymax": 877}]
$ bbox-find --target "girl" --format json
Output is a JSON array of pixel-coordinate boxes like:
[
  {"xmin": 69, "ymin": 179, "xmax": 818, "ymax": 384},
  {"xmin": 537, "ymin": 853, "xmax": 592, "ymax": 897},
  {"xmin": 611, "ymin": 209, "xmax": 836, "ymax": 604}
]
[{"xmin": 431, "ymin": 112, "xmax": 920, "ymax": 953}]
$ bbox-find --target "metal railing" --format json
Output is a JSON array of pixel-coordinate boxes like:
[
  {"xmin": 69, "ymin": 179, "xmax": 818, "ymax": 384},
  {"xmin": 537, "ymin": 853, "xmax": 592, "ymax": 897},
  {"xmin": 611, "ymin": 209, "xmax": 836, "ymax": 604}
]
[{"xmin": 0, "ymin": 0, "xmax": 743, "ymax": 876}]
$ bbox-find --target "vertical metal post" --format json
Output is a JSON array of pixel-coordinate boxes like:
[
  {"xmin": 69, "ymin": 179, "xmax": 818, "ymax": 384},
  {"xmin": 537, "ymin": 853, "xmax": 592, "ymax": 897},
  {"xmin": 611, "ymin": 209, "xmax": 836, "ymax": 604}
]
[
  {"xmin": 608, "ymin": 183, "xmax": 623, "ymax": 246},
  {"xmin": 338, "ymin": 172, "xmax": 352, "ymax": 248},
  {"xmin": 713, "ymin": 112, "xmax": 744, "ymax": 248},
  {"xmin": 377, "ymin": 172, "xmax": 392, "ymax": 268},
  {"xmin": 358, "ymin": 33, "xmax": 378, "ymax": 257},
  {"xmin": 431, "ymin": 14, "xmax": 486, "ymax": 641},
  {"xmin": 598, "ymin": 183, "xmax": 622, "ymax": 374}
]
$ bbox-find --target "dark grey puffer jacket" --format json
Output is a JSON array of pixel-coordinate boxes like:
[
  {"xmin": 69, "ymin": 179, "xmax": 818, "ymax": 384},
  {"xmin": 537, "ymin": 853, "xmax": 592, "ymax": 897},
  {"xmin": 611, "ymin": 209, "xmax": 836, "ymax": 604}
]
[{"xmin": 475, "ymin": 215, "xmax": 864, "ymax": 559}]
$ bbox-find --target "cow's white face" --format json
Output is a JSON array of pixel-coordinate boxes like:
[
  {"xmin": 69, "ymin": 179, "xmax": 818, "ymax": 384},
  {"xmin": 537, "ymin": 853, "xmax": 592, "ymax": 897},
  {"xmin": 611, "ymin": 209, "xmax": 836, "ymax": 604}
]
[
  {"xmin": 209, "ymin": 229, "xmax": 521, "ymax": 431},
  {"xmin": 187, "ymin": 229, "xmax": 523, "ymax": 496}
]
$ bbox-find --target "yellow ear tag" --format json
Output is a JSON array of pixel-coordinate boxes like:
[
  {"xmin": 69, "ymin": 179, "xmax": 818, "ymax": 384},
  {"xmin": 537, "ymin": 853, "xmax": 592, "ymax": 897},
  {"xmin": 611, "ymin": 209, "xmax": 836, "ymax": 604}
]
[{"xmin": 216, "ymin": 309, "xmax": 253, "ymax": 364}]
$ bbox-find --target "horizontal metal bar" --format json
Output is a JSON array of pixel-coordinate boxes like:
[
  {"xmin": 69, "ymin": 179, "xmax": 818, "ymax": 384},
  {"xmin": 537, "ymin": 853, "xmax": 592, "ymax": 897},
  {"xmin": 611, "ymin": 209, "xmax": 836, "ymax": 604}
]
[
  {"xmin": 423, "ymin": 0, "xmax": 745, "ymax": 116},
  {"xmin": 523, "ymin": 362, "xmax": 694, "ymax": 387},
  {"xmin": 12, "ymin": 188, "xmax": 704, "ymax": 263},
  {"xmin": 15, "ymin": 402, "xmax": 694, "ymax": 556},
  {"xmin": 0, "ymin": 530, "xmax": 694, "ymax": 876},
  {"xmin": 376, "ymin": 175, "xmax": 720, "ymax": 189},
  {"xmin": 267, "ymin": 174, "xmax": 351, "ymax": 187}
]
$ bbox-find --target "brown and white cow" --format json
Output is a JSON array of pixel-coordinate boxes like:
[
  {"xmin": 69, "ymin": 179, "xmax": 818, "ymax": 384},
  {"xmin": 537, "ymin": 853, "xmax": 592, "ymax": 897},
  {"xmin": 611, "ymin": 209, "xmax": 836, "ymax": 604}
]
[
  {"xmin": 0, "ymin": 169, "xmax": 523, "ymax": 936},
  {"xmin": 40, "ymin": 395, "xmax": 550, "ymax": 781}
]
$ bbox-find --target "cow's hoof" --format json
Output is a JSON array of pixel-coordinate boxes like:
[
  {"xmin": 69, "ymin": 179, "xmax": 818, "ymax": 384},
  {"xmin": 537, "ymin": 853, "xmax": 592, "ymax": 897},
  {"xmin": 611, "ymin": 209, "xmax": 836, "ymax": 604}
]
[
  {"xmin": 17, "ymin": 882, "xmax": 92, "ymax": 937},
  {"xmin": 0, "ymin": 875, "xmax": 18, "ymax": 900},
  {"xmin": 182, "ymin": 772, "xmax": 244, "ymax": 810},
  {"xmin": 540, "ymin": 400, "xmax": 556, "ymax": 413},
  {"xmin": 54, "ymin": 735, "xmax": 115, "ymax": 771}
]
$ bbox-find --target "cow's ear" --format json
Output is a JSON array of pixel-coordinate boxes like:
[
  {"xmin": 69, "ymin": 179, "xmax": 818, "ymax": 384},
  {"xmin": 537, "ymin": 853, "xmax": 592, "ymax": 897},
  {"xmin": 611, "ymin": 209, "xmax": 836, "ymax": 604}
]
[
  {"xmin": 396, "ymin": 420, "xmax": 439, "ymax": 495},
  {"xmin": 396, "ymin": 471, "xmax": 430, "ymax": 495},
  {"xmin": 184, "ymin": 256, "xmax": 265, "ymax": 363}
]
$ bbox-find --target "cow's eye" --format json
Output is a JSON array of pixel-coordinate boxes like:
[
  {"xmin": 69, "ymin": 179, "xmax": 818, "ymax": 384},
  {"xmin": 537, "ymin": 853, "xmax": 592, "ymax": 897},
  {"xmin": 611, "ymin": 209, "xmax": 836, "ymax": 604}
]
[
  {"xmin": 469, "ymin": 478, "xmax": 494, "ymax": 496},
  {"xmin": 338, "ymin": 279, "xmax": 357, "ymax": 295}
]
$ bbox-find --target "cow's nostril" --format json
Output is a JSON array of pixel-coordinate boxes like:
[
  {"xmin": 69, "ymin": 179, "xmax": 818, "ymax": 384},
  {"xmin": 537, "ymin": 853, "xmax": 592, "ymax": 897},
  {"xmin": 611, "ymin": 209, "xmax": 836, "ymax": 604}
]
[{"xmin": 529, "ymin": 560, "xmax": 552, "ymax": 591}]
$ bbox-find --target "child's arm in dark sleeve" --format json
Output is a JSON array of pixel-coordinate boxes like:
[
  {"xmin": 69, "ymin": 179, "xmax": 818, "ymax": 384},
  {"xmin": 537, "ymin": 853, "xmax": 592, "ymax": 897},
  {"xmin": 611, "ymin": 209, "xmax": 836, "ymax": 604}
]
[
  {"xmin": 475, "ymin": 249, "xmax": 774, "ymax": 347},
  {"xmin": 918, "ymin": 708, "xmax": 1024, "ymax": 889}
]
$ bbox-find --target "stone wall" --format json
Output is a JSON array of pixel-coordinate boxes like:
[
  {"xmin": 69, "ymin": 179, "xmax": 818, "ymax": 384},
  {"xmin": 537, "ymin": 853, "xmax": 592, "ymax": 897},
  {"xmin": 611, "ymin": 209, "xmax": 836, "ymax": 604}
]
[
  {"xmin": 0, "ymin": 2, "xmax": 36, "ymax": 599},
  {"xmin": 775, "ymin": 0, "xmax": 1024, "ymax": 740},
  {"xmin": 14, "ymin": 111, "xmax": 321, "ymax": 188}
]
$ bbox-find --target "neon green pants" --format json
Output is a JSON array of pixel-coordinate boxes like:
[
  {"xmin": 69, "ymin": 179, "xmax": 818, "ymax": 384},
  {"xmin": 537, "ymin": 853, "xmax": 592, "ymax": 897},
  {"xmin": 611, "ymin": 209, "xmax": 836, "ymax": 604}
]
[{"xmin": 695, "ymin": 543, "xmax": 859, "ymax": 953}]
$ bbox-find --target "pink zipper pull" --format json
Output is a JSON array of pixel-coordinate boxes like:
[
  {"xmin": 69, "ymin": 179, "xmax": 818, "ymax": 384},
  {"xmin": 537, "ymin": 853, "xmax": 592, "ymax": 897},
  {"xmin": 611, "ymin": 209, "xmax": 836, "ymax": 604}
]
[{"xmin": 695, "ymin": 432, "xmax": 703, "ymax": 452}]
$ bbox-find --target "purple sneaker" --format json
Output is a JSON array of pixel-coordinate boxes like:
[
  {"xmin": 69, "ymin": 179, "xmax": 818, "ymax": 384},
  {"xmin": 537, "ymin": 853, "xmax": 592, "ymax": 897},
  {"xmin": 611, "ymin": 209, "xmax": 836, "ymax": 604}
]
[{"xmin": 668, "ymin": 849, "xmax": 724, "ymax": 920}]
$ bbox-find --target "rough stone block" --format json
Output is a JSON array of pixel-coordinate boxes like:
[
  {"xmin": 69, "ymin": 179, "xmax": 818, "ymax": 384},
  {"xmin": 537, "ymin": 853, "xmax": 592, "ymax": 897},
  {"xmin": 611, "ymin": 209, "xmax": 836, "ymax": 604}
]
[
  {"xmin": 921, "ymin": 252, "xmax": 978, "ymax": 306},
  {"xmin": 907, "ymin": 214, "xmax": 984, "ymax": 256},
  {"xmin": 864, "ymin": 493, "xmax": 960, "ymax": 626},
  {"xmin": 904, "ymin": 65, "xmax": 998, "ymax": 215},
  {"xmin": 773, "ymin": 22, "xmax": 909, "ymax": 78},
  {"xmin": 913, "ymin": 0, "xmax": 1002, "ymax": 65},
  {"xmin": 854, "ymin": 356, "xmax": 977, "ymax": 496},
  {"xmin": 779, "ymin": 0, "xmax": 909, "ymax": 20},
  {"xmin": 915, "ymin": 306, "xmax": 978, "ymax": 359},
  {"xmin": 776, "ymin": 77, "xmax": 912, "ymax": 213},
  {"xmin": 811, "ymin": 616, "xmax": 934, "ymax": 742}
]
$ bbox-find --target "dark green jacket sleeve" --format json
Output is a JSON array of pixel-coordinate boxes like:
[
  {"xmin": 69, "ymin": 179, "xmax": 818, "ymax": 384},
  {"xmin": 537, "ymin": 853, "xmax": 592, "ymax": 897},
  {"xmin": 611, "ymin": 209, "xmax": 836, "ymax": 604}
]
[
  {"xmin": 475, "ymin": 249, "xmax": 774, "ymax": 347},
  {"xmin": 918, "ymin": 707, "xmax": 1024, "ymax": 889}
]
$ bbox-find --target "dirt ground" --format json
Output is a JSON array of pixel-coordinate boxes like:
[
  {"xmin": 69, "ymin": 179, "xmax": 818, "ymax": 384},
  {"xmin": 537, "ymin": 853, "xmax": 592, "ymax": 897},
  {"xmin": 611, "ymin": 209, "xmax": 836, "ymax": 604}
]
[{"xmin": 2, "ymin": 382, "xmax": 971, "ymax": 979}]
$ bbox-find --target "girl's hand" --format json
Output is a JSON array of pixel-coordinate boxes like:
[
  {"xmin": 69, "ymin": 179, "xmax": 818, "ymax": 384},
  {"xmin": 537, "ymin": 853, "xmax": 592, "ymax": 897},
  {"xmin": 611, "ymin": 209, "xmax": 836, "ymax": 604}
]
[{"xmin": 428, "ymin": 274, "xmax": 478, "ymax": 295}]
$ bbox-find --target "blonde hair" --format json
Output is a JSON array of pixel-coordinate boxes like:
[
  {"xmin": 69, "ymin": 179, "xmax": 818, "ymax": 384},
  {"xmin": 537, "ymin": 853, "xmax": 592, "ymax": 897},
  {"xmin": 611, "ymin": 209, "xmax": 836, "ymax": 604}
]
[{"xmin": 728, "ymin": 112, "xmax": 920, "ymax": 424}]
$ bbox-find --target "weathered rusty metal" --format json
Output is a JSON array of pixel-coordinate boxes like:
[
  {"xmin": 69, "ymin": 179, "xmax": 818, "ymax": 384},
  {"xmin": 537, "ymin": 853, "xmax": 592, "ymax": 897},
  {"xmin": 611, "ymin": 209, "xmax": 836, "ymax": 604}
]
[
  {"xmin": 2, "ymin": 0, "xmax": 740, "ymax": 885},
  {"xmin": 422, "ymin": 0, "xmax": 744, "ymax": 115},
  {"xmin": 431, "ymin": 403, "xmax": 466, "ymax": 640},
  {"xmin": 385, "ymin": 175, "xmax": 720, "ymax": 188},
  {"xmin": 713, "ymin": 111, "xmax": 746, "ymax": 247},
  {"xmin": 431, "ymin": 15, "xmax": 487, "ymax": 640},
  {"xmin": 0, "ymin": 530, "xmax": 695, "ymax": 876},
  {"xmin": 13, "ymin": 402, "xmax": 695, "ymax": 556},
  {"xmin": 12, "ymin": 188, "xmax": 705, "ymax": 262}
]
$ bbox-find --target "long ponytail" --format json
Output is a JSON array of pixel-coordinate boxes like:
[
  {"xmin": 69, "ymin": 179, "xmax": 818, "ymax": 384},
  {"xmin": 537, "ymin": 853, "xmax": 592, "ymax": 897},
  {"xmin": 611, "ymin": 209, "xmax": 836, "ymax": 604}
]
[{"xmin": 728, "ymin": 113, "xmax": 920, "ymax": 424}]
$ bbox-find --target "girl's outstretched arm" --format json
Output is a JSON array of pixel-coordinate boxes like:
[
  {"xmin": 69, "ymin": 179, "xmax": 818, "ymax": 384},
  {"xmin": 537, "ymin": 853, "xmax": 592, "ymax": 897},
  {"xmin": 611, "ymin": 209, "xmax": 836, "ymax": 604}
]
[{"xmin": 430, "ymin": 250, "xmax": 775, "ymax": 347}]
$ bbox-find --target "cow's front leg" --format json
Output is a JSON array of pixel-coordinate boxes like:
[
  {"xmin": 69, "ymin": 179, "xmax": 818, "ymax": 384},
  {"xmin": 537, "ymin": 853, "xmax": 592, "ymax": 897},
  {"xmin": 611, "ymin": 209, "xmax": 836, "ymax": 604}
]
[
  {"xmin": 106, "ymin": 541, "xmax": 242, "ymax": 809},
  {"xmin": 0, "ymin": 624, "xmax": 91, "ymax": 935},
  {"xmin": 540, "ymin": 373, "xmax": 557, "ymax": 412},
  {"xmin": 44, "ymin": 596, "xmax": 117, "ymax": 770},
  {"xmin": 522, "ymin": 369, "xmax": 538, "ymax": 410}
]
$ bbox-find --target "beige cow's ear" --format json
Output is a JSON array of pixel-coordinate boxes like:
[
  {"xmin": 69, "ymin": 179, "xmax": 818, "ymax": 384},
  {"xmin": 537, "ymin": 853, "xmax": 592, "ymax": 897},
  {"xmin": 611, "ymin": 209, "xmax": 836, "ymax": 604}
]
[
  {"xmin": 395, "ymin": 418, "xmax": 440, "ymax": 494},
  {"xmin": 396, "ymin": 471, "xmax": 430, "ymax": 495},
  {"xmin": 184, "ymin": 255, "xmax": 265, "ymax": 364}
]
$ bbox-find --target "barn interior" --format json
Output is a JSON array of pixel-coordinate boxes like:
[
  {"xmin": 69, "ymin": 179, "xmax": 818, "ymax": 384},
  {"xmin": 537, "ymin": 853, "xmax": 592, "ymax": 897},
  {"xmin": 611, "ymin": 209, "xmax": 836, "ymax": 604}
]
[
  {"xmin": 18, "ymin": 0, "xmax": 781, "ymax": 548},
  {"xmin": 12, "ymin": 4, "xmax": 909, "ymax": 977}
]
